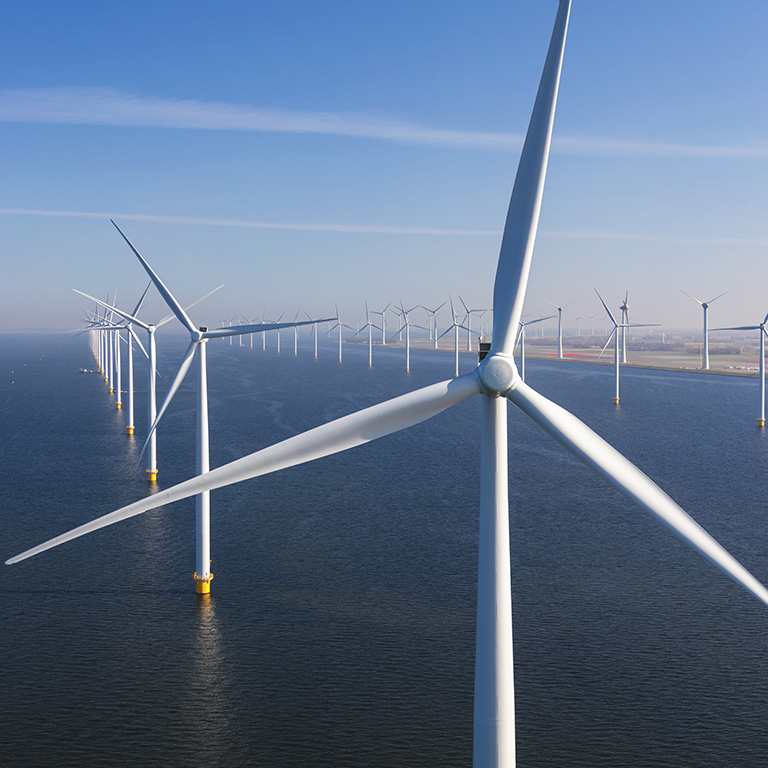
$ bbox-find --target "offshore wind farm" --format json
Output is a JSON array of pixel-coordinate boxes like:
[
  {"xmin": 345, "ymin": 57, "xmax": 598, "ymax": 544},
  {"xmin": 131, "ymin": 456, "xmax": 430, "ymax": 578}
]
[{"xmin": 4, "ymin": 1, "xmax": 768, "ymax": 767}]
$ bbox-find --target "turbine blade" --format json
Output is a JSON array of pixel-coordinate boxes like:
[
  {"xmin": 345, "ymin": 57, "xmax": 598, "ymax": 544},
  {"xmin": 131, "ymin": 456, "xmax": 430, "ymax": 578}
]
[
  {"xmin": 155, "ymin": 285, "xmax": 225, "ymax": 329},
  {"xmin": 6, "ymin": 374, "xmax": 482, "ymax": 565},
  {"xmin": 136, "ymin": 341, "xmax": 198, "ymax": 469},
  {"xmin": 506, "ymin": 381, "xmax": 768, "ymax": 607},
  {"xmin": 707, "ymin": 291, "xmax": 728, "ymax": 304},
  {"xmin": 594, "ymin": 289, "xmax": 618, "ymax": 326},
  {"xmin": 111, "ymin": 220, "xmax": 198, "ymax": 336},
  {"xmin": 131, "ymin": 281, "xmax": 152, "ymax": 317},
  {"xmin": 490, "ymin": 0, "xmax": 571, "ymax": 355},
  {"xmin": 74, "ymin": 289, "xmax": 149, "ymax": 330},
  {"xmin": 128, "ymin": 326, "xmax": 149, "ymax": 359},
  {"xmin": 204, "ymin": 318, "xmax": 333, "ymax": 339},
  {"xmin": 681, "ymin": 290, "xmax": 703, "ymax": 305}
]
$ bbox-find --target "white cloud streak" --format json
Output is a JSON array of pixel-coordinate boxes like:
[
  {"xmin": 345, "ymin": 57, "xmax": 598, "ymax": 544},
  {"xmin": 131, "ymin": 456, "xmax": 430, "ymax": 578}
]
[
  {"xmin": 3, "ymin": 207, "xmax": 768, "ymax": 247},
  {"xmin": 2, "ymin": 87, "xmax": 768, "ymax": 159}
]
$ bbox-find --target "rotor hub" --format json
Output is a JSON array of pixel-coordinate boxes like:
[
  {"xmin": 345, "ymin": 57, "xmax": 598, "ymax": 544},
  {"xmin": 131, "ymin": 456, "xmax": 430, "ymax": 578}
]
[{"xmin": 478, "ymin": 353, "xmax": 519, "ymax": 396}]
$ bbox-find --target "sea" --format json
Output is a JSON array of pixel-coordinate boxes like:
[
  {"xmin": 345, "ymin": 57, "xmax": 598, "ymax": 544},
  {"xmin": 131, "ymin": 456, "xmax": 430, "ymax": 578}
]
[{"xmin": 3, "ymin": 331, "xmax": 768, "ymax": 768}]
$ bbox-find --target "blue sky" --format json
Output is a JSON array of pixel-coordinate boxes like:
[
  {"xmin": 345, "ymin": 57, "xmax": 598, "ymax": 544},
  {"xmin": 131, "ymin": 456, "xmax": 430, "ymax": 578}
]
[{"xmin": 2, "ymin": 1, "xmax": 768, "ymax": 333}]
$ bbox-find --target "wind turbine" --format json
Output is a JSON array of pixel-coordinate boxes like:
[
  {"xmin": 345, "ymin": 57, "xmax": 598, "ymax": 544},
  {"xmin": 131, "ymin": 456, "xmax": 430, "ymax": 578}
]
[
  {"xmin": 352, "ymin": 302, "xmax": 382, "ymax": 367},
  {"xmin": 113, "ymin": 221, "xmax": 330, "ymax": 593},
  {"xmin": 619, "ymin": 292, "xmax": 629, "ymax": 363},
  {"xmin": 11, "ymin": 5, "xmax": 768, "ymax": 766},
  {"xmin": 437, "ymin": 296, "xmax": 472, "ymax": 378},
  {"xmin": 712, "ymin": 314, "xmax": 768, "ymax": 427},
  {"xmin": 459, "ymin": 296, "xmax": 489, "ymax": 352},
  {"xmin": 422, "ymin": 302, "xmax": 446, "ymax": 349},
  {"xmin": 327, "ymin": 306, "xmax": 353, "ymax": 363},
  {"xmin": 516, "ymin": 313, "xmax": 555, "ymax": 382},
  {"xmin": 595, "ymin": 290, "xmax": 658, "ymax": 405},
  {"xmin": 74, "ymin": 281, "xmax": 222, "ymax": 481},
  {"xmin": 371, "ymin": 303, "xmax": 391, "ymax": 346},
  {"xmin": 546, "ymin": 300, "xmax": 573, "ymax": 359},
  {"xmin": 391, "ymin": 300, "xmax": 425, "ymax": 373},
  {"xmin": 682, "ymin": 290, "xmax": 727, "ymax": 370}
]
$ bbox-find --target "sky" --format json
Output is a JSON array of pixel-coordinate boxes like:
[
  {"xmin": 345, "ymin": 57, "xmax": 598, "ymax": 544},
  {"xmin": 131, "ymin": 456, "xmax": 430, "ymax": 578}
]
[{"xmin": 2, "ymin": 0, "xmax": 768, "ymax": 334}]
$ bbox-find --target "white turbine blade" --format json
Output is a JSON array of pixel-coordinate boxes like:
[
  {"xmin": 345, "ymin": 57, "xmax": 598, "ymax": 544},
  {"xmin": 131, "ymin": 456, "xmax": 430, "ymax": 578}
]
[
  {"xmin": 681, "ymin": 290, "xmax": 703, "ymax": 305},
  {"xmin": 111, "ymin": 220, "xmax": 198, "ymax": 336},
  {"xmin": 526, "ymin": 314, "xmax": 557, "ymax": 326},
  {"xmin": 136, "ymin": 340, "xmax": 198, "ymax": 469},
  {"xmin": 597, "ymin": 328, "xmax": 617, "ymax": 360},
  {"xmin": 131, "ymin": 281, "xmax": 152, "ymax": 317},
  {"xmin": 594, "ymin": 289, "xmax": 618, "ymax": 326},
  {"xmin": 73, "ymin": 289, "xmax": 150, "ymax": 330},
  {"xmin": 204, "ymin": 318, "xmax": 332, "ymax": 339},
  {"xmin": 712, "ymin": 325, "xmax": 759, "ymax": 332},
  {"xmin": 507, "ymin": 381, "xmax": 768, "ymax": 607},
  {"xmin": 127, "ymin": 326, "xmax": 149, "ymax": 359},
  {"xmin": 707, "ymin": 291, "xmax": 728, "ymax": 305},
  {"xmin": 155, "ymin": 285, "xmax": 225, "ymax": 329},
  {"xmin": 6, "ymin": 374, "xmax": 482, "ymax": 565},
  {"xmin": 490, "ymin": 0, "xmax": 571, "ymax": 356}
]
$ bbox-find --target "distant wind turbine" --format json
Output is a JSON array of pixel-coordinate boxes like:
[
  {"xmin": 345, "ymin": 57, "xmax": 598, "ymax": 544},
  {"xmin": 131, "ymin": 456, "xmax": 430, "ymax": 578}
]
[
  {"xmin": 437, "ymin": 296, "xmax": 472, "ymax": 378},
  {"xmin": 682, "ymin": 290, "xmax": 727, "ymax": 370},
  {"xmin": 546, "ymin": 299, "xmax": 573, "ymax": 359},
  {"xmin": 595, "ymin": 290, "xmax": 658, "ymax": 404},
  {"xmin": 516, "ymin": 313, "xmax": 555, "ymax": 382},
  {"xmin": 422, "ymin": 302, "xmax": 446, "ymax": 349}
]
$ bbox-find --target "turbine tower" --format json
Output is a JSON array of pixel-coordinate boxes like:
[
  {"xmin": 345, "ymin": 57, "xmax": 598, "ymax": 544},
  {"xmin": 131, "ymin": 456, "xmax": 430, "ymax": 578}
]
[
  {"xmin": 437, "ymin": 296, "xmax": 472, "ymax": 378},
  {"xmin": 712, "ymin": 314, "xmax": 768, "ymax": 426},
  {"xmin": 546, "ymin": 300, "xmax": 573, "ymax": 360},
  {"xmin": 619, "ymin": 291, "xmax": 629, "ymax": 363},
  {"xmin": 10, "ymin": 4, "xmax": 768, "ymax": 767},
  {"xmin": 682, "ymin": 290, "xmax": 727, "ymax": 370}
]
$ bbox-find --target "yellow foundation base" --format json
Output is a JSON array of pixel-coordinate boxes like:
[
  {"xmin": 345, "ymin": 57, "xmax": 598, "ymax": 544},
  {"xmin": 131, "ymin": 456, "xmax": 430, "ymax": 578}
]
[
  {"xmin": 758, "ymin": 418, "xmax": 765, "ymax": 428},
  {"xmin": 116, "ymin": 403, "xmax": 122, "ymax": 410},
  {"xmin": 613, "ymin": 397, "xmax": 620, "ymax": 405},
  {"xmin": 147, "ymin": 469, "xmax": 158, "ymax": 483},
  {"xmin": 109, "ymin": 387, "xmax": 114, "ymax": 393},
  {"xmin": 127, "ymin": 426, "xmax": 134, "ymax": 435},
  {"xmin": 194, "ymin": 573, "xmax": 213, "ymax": 594}
]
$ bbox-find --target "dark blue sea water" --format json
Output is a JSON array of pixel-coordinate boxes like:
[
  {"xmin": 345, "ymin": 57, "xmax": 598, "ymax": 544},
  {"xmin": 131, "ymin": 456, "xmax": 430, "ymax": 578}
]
[{"xmin": 3, "ymin": 332, "xmax": 768, "ymax": 767}]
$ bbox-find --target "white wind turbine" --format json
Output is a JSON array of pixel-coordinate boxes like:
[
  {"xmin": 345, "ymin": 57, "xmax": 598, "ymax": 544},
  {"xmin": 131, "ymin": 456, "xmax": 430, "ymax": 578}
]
[
  {"xmin": 113, "ymin": 222, "xmax": 329, "ymax": 593},
  {"xmin": 682, "ymin": 290, "xmax": 727, "ymax": 370},
  {"xmin": 371, "ymin": 303, "xmax": 391, "ymax": 346},
  {"xmin": 391, "ymin": 300, "xmax": 425, "ymax": 373},
  {"xmin": 619, "ymin": 291, "xmax": 629, "ymax": 363},
  {"xmin": 11, "ymin": 5, "xmax": 768, "ymax": 765},
  {"xmin": 712, "ymin": 313, "xmax": 768, "ymax": 427},
  {"xmin": 81, "ymin": 284, "xmax": 152, "ymax": 424},
  {"xmin": 546, "ymin": 300, "xmax": 573, "ymax": 359},
  {"xmin": 595, "ymin": 290, "xmax": 658, "ymax": 405},
  {"xmin": 437, "ymin": 296, "xmax": 472, "ymax": 378},
  {"xmin": 327, "ymin": 306, "xmax": 353, "ymax": 363},
  {"xmin": 74, "ymin": 281, "xmax": 222, "ymax": 481},
  {"xmin": 516, "ymin": 313, "xmax": 555, "ymax": 383},
  {"xmin": 352, "ymin": 302, "xmax": 382, "ymax": 367},
  {"xmin": 459, "ymin": 296, "xmax": 489, "ymax": 352},
  {"xmin": 422, "ymin": 302, "xmax": 446, "ymax": 349}
]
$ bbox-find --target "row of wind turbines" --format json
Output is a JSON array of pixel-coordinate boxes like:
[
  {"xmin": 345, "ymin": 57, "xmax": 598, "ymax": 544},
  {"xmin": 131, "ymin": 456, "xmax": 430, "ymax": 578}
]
[{"xmin": 8, "ymin": 3, "xmax": 768, "ymax": 767}]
